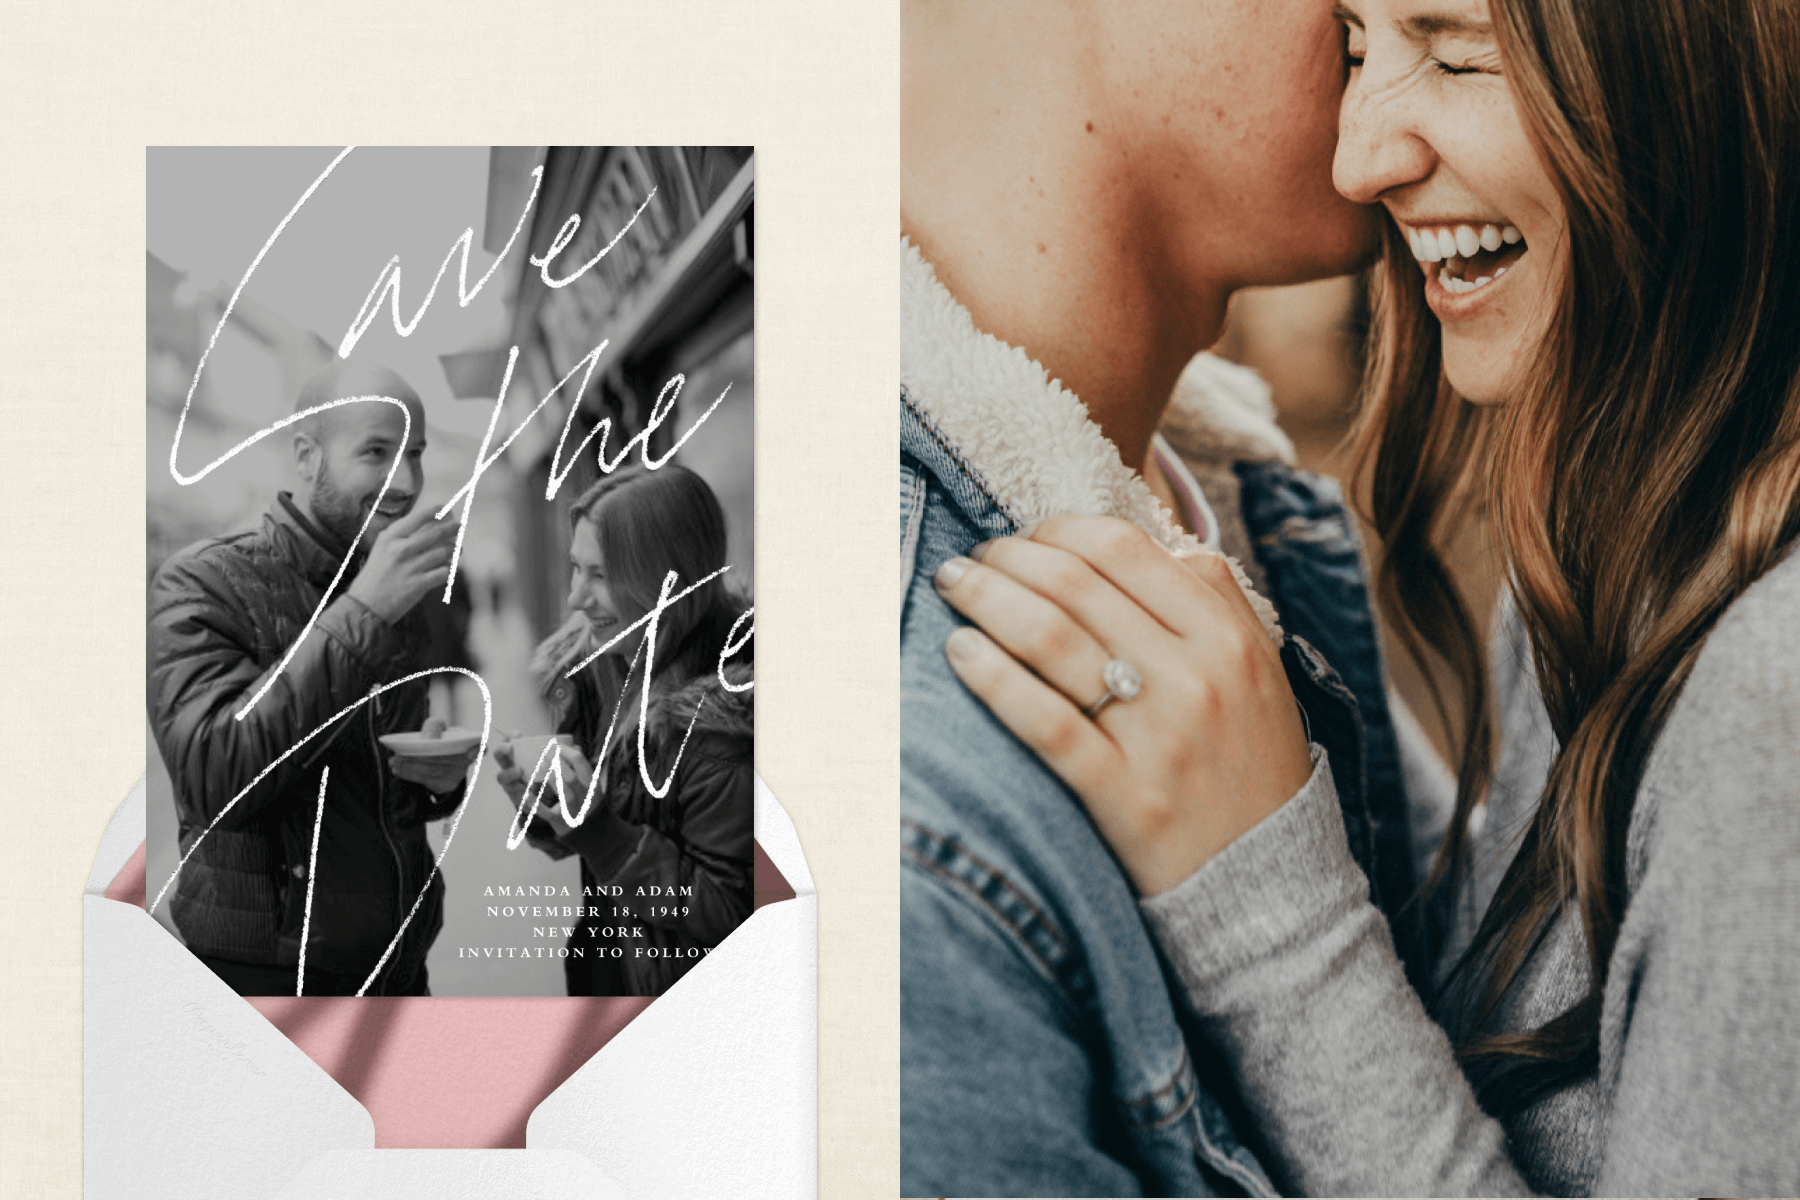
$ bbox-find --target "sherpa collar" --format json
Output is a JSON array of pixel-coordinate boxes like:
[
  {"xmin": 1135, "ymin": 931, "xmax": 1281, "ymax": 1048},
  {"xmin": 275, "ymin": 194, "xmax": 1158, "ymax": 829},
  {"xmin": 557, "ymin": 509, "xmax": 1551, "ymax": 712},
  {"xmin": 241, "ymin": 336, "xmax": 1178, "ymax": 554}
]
[{"xmin": 900, "ymin": 236, "xmax": 1289, "ymax": 644}]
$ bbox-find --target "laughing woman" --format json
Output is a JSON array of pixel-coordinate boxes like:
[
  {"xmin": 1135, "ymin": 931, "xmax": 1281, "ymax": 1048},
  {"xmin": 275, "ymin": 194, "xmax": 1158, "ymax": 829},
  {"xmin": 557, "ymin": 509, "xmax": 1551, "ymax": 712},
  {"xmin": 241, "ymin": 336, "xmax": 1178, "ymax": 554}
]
[
  {"xmin": 930, "ymin": 0, "xmax": 1800, "ymax": 1192},
  {"xmin": 495, "ymin": 465, "xmax": 754, "ymax": 997}
]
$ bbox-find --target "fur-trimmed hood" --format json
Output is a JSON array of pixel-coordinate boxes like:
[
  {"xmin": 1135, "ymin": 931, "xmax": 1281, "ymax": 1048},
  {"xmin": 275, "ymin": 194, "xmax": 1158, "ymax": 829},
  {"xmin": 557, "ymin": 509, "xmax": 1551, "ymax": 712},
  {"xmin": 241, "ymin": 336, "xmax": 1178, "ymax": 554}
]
[
  {"xmin": 655, "ymin": 654, "xmax": 754, "ymax": 747},
  {"xmin": 534, "ymin": 615, "xmax": 753, "ymax": 755},
  {"xmin": 899, "ymin": 237, "xmax": 1289, "ymax": 644}
]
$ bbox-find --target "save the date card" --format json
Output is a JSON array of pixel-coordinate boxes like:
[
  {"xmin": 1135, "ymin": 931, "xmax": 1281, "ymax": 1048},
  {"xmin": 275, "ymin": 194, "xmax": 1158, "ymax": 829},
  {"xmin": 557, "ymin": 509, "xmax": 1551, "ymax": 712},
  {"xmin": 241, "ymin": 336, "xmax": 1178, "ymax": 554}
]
[{"xmin": 146, "ymin": 146, "xmax": 756, "ymax": 999}]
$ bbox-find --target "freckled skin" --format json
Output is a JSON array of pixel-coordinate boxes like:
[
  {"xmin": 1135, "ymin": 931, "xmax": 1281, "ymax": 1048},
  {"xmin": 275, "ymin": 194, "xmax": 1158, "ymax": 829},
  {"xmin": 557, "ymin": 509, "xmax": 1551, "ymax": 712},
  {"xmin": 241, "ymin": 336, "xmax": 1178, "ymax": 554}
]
[{"xmin": 904, "ymin": 0, "xmax": 1381, "ymax": 468}]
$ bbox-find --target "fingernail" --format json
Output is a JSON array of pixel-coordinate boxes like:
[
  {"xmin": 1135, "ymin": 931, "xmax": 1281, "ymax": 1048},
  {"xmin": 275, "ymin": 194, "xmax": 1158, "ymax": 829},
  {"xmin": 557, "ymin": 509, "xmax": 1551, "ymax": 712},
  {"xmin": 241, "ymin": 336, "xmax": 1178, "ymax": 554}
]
[
  {"xmin": 946, "ymin": 625, "xmax": 985, "ymax": 663},
  {"xmin": 969, "ymin": 540, "xmax": 994, "ymax": 561},
  {"xmin": 935, "ymin": 556, "xmax": 974, "ymax": 592}
]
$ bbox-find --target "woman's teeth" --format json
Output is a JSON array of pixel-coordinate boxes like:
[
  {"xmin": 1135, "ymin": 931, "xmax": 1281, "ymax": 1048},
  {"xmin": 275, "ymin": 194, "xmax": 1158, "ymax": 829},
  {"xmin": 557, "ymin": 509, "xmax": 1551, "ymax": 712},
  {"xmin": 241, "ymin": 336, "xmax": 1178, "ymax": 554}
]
[
  {"xmin": 1408, "ymin": 222, "xmax": 1522, "ymax": 261},
  {"xmin": 1406, "ymin": 221, "xmax": 1526, "ymax": 295}
]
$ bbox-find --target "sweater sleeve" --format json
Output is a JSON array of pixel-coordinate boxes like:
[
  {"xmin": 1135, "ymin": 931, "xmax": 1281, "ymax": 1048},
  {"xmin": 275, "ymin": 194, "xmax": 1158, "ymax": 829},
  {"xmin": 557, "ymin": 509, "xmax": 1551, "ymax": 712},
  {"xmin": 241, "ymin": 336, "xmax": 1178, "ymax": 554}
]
[
  {"xmin": 1140, "ymin": 745, "xmax": 1532, "ymax": 1197},
  {"xmin": 1142, "ymin": 558, "xmax": 1800, "ymax": 1197}
]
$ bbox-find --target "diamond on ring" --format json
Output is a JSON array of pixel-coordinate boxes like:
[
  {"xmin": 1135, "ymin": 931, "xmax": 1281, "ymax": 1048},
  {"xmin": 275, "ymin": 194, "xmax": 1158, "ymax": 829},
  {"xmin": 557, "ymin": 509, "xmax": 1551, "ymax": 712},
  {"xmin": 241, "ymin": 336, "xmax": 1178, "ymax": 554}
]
[
  {"xmin": 1084, "ymin": 658, "xmax": 1143, "ymax": 719},
  {"xmin": 1103, "ymin": 658, "xmax": 1142, "ymax": 701}
]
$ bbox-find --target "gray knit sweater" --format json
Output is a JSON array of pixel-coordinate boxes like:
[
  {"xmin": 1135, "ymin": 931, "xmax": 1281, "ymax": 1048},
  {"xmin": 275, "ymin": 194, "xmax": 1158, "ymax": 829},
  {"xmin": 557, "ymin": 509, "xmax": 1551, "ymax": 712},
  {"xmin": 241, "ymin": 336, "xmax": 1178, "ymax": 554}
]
[{"xmin": 1142, "ymin": 548, "xmax": 1800, "ymax": 1197}]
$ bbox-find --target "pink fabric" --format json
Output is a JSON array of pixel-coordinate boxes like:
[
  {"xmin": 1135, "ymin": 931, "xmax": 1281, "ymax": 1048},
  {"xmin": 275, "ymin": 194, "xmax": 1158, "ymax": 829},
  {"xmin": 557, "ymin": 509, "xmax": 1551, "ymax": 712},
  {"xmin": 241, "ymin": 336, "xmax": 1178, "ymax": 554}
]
[
  {"xmin": 105, "ymin": 836, "xmax": 793, "ymax": 1148},
  {"xmin": 104, "ymin": 841, "xmax": 148, "ymax": 908},
  {"xmin": 247, "ymin": 993, "xmax": 654, "ymax": 1147},
  {"xmin": 753, "ymin": 839, "xmax": 797, "ymax": 908}
]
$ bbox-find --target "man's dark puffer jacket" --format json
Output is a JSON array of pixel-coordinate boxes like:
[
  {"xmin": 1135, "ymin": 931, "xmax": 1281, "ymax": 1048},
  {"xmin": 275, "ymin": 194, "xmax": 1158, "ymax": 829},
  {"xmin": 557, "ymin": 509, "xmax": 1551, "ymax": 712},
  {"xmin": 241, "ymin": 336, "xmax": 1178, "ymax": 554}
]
[{"xmin": 148, "ymin": 493, "xmax": 458, "ymax": 993}]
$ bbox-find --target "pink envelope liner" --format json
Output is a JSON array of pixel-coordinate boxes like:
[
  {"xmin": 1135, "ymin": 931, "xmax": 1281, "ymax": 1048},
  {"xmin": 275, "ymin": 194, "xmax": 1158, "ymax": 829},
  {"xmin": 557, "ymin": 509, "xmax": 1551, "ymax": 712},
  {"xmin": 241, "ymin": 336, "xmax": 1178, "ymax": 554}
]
[{"xmin": 107, "ymin": 838, "xmax": 796, "ymax": 1148}]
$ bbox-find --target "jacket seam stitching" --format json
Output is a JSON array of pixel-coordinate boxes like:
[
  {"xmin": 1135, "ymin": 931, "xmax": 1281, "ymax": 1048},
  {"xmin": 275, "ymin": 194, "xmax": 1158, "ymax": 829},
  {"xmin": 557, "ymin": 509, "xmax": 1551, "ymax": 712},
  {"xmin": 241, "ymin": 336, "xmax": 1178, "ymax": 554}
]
[
  {"xmin": 900, "ymin": 461, "xmax": 927, "ymax": 604},
  {"xmin": 1124, "ymin": 1041, "xmax": 1197, "ymax": 1129},
  {"xmin": 901, "ymin": 817, "xmax": 1074, "ymax": 964},
  {"xmin": 899, "ymin": 846, "xmax": 1093, "ymax": 1038},
  {"xmin": 901, "ymin": 387, "xmax": 1017, "ymax": 524},
  {"xmin": 899, "ymin": 844, "xmax": 1061, "ymax": 979}
]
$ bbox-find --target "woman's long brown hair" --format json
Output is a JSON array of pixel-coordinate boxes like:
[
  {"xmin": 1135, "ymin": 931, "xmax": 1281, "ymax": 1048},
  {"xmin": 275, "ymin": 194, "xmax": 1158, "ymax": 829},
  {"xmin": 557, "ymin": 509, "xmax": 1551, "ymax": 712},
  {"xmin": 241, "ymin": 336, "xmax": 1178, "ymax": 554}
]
[
  {"xmin": 530, "ymin": 464, "xmax": 745, "ymax": 755},
  {"xmin": 1352, "ymin": 0, "xmax": 1800, "ymax": 1116}
]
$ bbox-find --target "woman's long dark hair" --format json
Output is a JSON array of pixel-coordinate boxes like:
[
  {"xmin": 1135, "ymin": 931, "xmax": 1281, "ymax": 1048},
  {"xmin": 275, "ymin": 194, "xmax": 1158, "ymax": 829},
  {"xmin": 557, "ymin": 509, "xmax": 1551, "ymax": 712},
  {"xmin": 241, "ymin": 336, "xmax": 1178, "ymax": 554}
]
[
  {"xmin": 531, "ymin": 463, "xmax": 749, "ymax": 760},
  {"xmin": 1352, "ymin": 0, "xmax": 1800, "ymax": 1118}
]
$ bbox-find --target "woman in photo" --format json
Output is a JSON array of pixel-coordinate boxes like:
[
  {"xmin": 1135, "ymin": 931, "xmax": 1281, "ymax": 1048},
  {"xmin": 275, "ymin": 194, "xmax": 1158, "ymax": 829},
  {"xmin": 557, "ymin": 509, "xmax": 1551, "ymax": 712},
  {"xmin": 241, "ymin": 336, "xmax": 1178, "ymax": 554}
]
[
  {"xmin": 495, "ymin": 464, "xmax": 754, "ymax": 997},
  {"xmin": 929, "ymin": 0, "xmax": 1800, "ymax": 1191}
]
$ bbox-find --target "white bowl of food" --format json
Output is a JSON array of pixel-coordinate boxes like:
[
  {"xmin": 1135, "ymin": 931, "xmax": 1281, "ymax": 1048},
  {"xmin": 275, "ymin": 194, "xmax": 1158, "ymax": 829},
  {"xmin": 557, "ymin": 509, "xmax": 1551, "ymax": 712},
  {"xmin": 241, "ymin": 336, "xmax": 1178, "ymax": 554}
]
[{"xmin": 379, "ymin": 723, "xmax": 484, "ymax": 759}]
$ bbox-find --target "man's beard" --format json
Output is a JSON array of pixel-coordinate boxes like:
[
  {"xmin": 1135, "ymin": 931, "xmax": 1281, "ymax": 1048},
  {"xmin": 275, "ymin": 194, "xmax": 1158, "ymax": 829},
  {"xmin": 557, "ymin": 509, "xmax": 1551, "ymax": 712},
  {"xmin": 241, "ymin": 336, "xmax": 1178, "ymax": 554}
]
[{"xmin": 308, "ymin": 463, "xmax": 384, "ymax": 550}]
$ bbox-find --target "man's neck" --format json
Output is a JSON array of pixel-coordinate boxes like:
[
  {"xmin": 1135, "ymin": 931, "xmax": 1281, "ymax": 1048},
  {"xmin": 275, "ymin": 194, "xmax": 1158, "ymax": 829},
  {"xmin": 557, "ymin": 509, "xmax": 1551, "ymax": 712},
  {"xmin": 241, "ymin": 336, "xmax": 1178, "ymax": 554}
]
[
  {"xmin": 908, "ymin": 228, "xmax": 1215, "ymax": 473},
  {"xmin": 282, "ymin": 491, "xmax": 353, "ymax": 563},
  {"xmin": 902, "ymin": 33, "xmax": 1228, "ymax": 472}
]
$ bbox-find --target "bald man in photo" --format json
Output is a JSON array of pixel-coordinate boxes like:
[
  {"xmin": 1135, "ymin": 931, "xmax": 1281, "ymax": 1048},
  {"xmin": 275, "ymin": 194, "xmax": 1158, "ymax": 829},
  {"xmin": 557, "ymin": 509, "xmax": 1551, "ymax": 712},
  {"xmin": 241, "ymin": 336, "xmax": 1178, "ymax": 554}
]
[{"xmin": 148, "ymin": 360, "xmax": 471, "ymax": 997}]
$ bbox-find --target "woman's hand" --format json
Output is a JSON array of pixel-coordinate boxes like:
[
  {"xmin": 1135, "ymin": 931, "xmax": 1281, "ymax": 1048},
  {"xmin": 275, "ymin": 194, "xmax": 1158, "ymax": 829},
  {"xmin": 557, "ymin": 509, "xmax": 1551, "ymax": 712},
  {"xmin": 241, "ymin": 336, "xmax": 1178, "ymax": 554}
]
[
  {"xmin": 555, "ymin": 745, "xmax": 595, "ymax": 792},
  {"xmin": 495, "ymin": 734, "xmax": 596, "ymax": 819},
  {"xmin": 492, "ymin": 731, "xmax": 530, "ymax": 806},
  {"xmin": 934, "ymin": 513, "xmax": 1316, "ymax": 896},
  {"xmin": 529, "ymin": 745, "xmax": 596, "ymax": 840}
]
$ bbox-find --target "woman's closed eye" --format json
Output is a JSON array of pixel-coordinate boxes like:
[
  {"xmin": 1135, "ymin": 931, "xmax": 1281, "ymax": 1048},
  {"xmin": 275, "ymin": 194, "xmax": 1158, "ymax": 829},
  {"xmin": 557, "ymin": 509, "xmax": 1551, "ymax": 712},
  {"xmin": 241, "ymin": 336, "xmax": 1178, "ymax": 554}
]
[
  {"xmin": 1339, "ymin": 20, "xmax": 1500, "ymax": 79},
  {"xmin": 1428, "ymin": 32, "xmax": 1503, "ymax": 77}
]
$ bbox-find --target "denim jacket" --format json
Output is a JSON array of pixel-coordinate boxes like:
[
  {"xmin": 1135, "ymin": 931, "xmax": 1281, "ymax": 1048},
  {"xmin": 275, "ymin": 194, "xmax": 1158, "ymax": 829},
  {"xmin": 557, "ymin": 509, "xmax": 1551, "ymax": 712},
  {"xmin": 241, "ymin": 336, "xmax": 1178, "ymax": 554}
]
[{"xmin": 899, "ymin": 240, "xmax": 1413, "ymax": 1197}]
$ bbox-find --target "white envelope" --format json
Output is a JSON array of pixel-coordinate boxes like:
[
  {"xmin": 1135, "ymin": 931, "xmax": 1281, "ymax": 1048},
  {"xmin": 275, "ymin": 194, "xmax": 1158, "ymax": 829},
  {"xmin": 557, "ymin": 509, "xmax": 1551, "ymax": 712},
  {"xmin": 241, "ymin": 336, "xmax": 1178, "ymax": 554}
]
[{"xmin": 84, "ymin": 772, "xmax": 817, "ymax": 1199}]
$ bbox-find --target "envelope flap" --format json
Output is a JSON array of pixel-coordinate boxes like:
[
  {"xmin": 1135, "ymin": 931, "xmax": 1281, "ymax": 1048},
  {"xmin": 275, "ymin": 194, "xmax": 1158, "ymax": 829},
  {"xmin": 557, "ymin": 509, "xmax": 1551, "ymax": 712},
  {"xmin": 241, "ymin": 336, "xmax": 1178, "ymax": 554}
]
[
  {"xmin": 274, "ymin": 1149, "xmax": 629, "ymax": 1198},
  {"xmin": 84, "ymin": 896, "xmax": 373, "ymax": 1198},
  {"xmin": 86, "ymin": 774, "xmax": 147, "ymax": 896},
  {"xmin": 527, "ymin": 893, "xmax": 818, "ymax": 1199},
  {"xmin": 754, "ymin": 771, "xmax": 814, "ymax": 896}
]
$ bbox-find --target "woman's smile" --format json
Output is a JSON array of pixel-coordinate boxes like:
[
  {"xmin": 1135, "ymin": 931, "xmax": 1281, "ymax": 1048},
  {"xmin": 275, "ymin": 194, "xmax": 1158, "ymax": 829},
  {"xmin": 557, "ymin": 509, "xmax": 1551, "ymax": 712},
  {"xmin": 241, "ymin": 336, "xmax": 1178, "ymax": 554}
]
[
  {"xmin": 1396, "ymin": 216, "xmax": 1531, "ymax": 319},
  {"xmin": 1334, "ymin": 0, "xmax": 1566, "ymax": 402}
]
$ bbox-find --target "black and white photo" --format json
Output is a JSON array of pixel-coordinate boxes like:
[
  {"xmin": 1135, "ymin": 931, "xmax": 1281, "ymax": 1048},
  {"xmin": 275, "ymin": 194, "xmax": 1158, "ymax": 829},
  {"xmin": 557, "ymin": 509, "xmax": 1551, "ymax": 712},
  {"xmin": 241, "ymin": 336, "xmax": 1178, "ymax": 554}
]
[{"xmin": 147, "ymin": 145, "xmax": 755, "ymax": 998}]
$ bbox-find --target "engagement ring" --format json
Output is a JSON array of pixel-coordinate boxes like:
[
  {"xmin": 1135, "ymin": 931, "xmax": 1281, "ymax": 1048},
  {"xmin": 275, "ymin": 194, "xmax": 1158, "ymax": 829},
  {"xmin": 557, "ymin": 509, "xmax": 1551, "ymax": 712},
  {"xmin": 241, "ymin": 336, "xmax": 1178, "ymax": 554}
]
[{"xmin": 1083, "ymin": 658, "xmax": 1142, "ymax": 719}]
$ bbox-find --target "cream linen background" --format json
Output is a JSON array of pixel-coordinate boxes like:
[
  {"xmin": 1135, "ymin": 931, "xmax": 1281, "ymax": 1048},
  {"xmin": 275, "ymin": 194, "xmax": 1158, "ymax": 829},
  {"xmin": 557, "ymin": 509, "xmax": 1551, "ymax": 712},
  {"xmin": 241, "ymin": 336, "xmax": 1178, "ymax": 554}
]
[{"xmin": 0, "ymin": 3, "xmax": 898, "ymax": 1195}]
